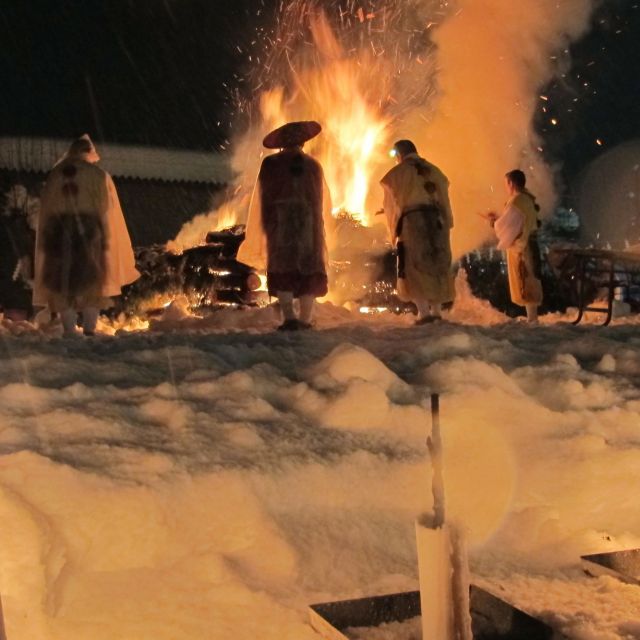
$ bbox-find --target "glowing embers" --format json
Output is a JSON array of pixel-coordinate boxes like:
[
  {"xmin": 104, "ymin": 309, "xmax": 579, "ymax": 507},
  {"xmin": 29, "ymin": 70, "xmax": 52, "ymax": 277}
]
[
  {"xmin": 257, "ymin": 273, "xmax": 268, "ymax": 292},
  {"xmin": 358, "ymin": 306, "xmax": 389, "ymax": 314},
  {"xmin": 121, "ymin": 227, "xmax": 267, "ymax": 315}
]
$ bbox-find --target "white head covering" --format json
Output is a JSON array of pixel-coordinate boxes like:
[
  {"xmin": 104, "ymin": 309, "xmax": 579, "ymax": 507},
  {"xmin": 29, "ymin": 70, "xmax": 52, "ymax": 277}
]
[{"xmin": 55, "ymin": 134, "xmax": 100, "ymax": 166}]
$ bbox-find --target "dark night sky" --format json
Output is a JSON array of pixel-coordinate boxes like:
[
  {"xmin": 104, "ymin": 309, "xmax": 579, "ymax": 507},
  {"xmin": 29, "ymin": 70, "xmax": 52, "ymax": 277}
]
[
  {"xmin": 536, "ymin": 0, "xmax": 640, "ymax": 180},
  {"xmin": 1, "ymin": 0, "xmax": 638, "ymax": 182},
  {"xmin": 0, "ymin": 0, "xmax": 265, "ymax": 149}
]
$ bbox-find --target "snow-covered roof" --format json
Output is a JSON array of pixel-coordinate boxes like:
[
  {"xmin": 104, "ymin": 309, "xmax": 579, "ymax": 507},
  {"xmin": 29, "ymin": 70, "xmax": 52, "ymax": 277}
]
[{"xmin": 0, "ymin": 136, "xmax": 233, "ymax": 184}]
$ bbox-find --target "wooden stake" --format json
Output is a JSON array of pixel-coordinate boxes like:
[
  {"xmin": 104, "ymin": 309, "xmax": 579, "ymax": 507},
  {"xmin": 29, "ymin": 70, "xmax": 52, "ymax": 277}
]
[
  {"xmin": 419, "ymin": 393, "xmax": 473, "ymax": 640},
  {"xmin": 0, "ymin": 594, "xmax": 7, "ymax": 640},
  {"xmin": 427, "ymin": 393, "xmax": 446, "ymax": 528}
]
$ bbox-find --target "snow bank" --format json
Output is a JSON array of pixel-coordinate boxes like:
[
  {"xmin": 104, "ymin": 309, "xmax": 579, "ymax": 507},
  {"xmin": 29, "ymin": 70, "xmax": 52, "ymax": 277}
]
[{"xmin": 0, "ymin": 310, "xmax": 640, "ymax": 638}]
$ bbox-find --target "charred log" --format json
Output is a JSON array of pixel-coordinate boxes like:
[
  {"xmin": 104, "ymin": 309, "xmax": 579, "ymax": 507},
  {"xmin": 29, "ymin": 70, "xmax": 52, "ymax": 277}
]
[{"xmin": 118, "ymin": 226, "xmax": 263, "ymax": 314}]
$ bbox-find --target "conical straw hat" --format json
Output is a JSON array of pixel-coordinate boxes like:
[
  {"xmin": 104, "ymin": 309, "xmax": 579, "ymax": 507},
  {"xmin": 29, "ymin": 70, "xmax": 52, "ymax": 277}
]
[{"xmin": 262, "ymin": 121, "xmax": 321, "ymax": 149}]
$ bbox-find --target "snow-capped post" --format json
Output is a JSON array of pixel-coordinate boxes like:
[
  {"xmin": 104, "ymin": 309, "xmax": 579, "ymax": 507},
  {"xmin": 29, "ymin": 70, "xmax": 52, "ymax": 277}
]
[{"xmin": 415, "ymin": 393, "xmax": 473, "ymax": 640}]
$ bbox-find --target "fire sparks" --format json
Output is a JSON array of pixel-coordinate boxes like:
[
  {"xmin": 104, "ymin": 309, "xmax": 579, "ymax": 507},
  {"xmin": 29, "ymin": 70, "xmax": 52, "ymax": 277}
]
[
  {"xmin": 173, "ymin": 2, "xmax": 442, "ymax": 251},
  {"xmin": 256, "ymin": 12, "xmax": 391, "ymax": 225}
]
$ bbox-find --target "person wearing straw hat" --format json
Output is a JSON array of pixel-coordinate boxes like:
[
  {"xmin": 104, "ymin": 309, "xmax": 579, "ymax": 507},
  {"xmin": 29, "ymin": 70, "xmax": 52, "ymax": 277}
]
[
  {"xmin": 33, "ymin": 134, "xmax": 140, "ymax": 337},
  {"xmin": 238, "ymin": 121, "xmax": 333, "ymax": 331},
  {"xmin": 380, "ymin": 139, "xmax": 455, "ymax": 324}
]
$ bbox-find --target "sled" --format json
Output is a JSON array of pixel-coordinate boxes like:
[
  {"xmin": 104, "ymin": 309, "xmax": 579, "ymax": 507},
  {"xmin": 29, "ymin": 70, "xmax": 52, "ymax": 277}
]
[
  {"xmin": 552, "ymin": 248, "xmax": 640, "ymax": 326},
  {"xmin": 581, "ymin": 548, "xmax": 640, "ymax": 585},
  {"xmin": 308, "ymin": 585, "xmax": 560, "ymax": 639}
]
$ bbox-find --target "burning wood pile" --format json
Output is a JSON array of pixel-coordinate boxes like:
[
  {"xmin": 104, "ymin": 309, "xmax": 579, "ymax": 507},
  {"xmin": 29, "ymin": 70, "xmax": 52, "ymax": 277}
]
[
  {"xmin": 119, "ymin": 225, "xmax": 266, "ymax": 315},
  {"xmin": 119, "ymin": 213, "xmax": 416, "ymax": 318}
]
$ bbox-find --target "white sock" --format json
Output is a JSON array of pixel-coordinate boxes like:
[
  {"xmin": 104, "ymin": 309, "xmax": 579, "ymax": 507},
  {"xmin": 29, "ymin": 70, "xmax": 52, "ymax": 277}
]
[
  {"xmin": 299, "ymin": 295, "xmax": 315, "ymax": 324},
  {"xmin": 277, "ymin": 291, "xmax": 296, "ymax": 321},
  {"xmin": 525, "ymin": 304, "xmax": 539, "ymax": 323},
  {"xmin": 82, "ymin": 307, "xmax": 99, "ymax": 334},
  {"xmin": 61, "ymin": 308, "xmax": 78, "ymax": 335}
]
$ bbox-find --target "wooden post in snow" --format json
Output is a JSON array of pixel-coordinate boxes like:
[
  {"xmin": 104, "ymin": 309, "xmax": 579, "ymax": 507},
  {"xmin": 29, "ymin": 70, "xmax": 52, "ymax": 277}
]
[
  {"xmin": 0, "ymin": 594, "xmax": 7, "ymax": 640},
  {"xmin": 428, "ymin": 393, "xmax": 445, "ymax": 528}
]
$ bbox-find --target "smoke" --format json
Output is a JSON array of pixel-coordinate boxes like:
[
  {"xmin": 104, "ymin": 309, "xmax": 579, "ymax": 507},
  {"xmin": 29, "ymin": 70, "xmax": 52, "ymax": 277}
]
[
  {"xmin": 166, "ymin": 189, "xmax": 249, "ymax": 254},
  {"xmin": 576, "ymin": 139, "xmax": 640, "ymax": 248},
  {"xmin": 168, "ymin": 92, "xmax": 290, "ymax": 253},
  {"xmin": 170, "ymin": 0, "xmax": 598, "ymax": 268},
  {"xmin": 409, "ymin": 0, "xmax": 597, "ymax": 256}
]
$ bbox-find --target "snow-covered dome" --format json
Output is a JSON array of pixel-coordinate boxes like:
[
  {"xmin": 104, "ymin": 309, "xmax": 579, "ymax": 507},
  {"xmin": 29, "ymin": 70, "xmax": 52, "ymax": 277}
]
[{"xmin": 576, "ymin": 139, "xmax": 640, "ymax": 248}]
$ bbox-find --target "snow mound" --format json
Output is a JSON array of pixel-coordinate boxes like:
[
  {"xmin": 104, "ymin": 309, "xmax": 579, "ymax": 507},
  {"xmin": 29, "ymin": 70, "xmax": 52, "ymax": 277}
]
[
  {"xmin": 1, "ymin": 311, "xmax": 640, "ymax": 638},
  {"xmin": 306, "ymin": 344, "xmax": 424, "ymax": 432},
  {"xmin": 311, "ymin": 343, "xmax": 404, "ymax": 391},
  {"xmin": 448, "ymin": 270, "xmax": 508, "ymax": 325}
]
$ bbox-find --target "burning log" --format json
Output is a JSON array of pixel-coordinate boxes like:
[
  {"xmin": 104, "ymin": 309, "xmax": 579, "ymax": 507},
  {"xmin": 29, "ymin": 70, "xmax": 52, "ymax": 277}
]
[
  {"xmin": 204, "ymin": 225, "xmax": 246, "ymax": 259},
  {"xmin": 120, "ymin": 213, "xmax": 432, "ymax": 318},
  {"xmin": 119, "ymin": 225, "xmax": 266, "ymax": 315}
]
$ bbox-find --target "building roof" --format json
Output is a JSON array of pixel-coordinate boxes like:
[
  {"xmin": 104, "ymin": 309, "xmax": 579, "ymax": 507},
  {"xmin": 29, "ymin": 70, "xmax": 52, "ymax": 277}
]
[{"xmin": 0, "ymin": 137, "xmax": 232, "ymax": 184}]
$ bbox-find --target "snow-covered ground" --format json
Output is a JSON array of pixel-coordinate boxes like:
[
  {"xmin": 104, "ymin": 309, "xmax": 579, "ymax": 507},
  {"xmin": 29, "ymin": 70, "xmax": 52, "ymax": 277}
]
[{"xmin": 1, "ymin": 285, "xmax": 640, "ymax": 639}]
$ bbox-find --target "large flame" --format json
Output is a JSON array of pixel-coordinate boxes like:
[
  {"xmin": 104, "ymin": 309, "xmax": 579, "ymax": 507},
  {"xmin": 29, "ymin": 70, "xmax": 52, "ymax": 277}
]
[
  {"xmin": 172, "ymin": 0, "xmax": 595, "ymax": 262},
  {"xmin": 170, "ymin": 5, "xmax": 426, "ymax": 251},
  {"xmin": 257, "ymin": 13, "xmax": 390, "ymax": 225}
]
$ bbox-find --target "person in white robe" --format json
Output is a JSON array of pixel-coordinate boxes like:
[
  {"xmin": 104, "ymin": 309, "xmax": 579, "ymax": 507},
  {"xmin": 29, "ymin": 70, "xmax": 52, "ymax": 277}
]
[
  {"xmin": 488, "ymin": 169, "xmax": 543, "ymax": 323},
  {"xmin": 34, "ymin": 135, "xmax": 140, "ymax": 336},
  {"xmin": 380, "ymin": 139, "xmax": 455, "ymax": 324}
]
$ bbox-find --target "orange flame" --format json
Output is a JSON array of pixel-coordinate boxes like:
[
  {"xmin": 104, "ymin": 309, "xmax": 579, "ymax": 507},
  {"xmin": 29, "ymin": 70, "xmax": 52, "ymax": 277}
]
[
  {"xmin": 170, "ymin": 9, "xmax": 394, "ymax": 253},
  {"xmin": 214, "ymin": 201, "xmax": 239, "ymax": 231},
  {"xmin": 257, "ymin": 13, "xmax": 390, "ymax": 225}
]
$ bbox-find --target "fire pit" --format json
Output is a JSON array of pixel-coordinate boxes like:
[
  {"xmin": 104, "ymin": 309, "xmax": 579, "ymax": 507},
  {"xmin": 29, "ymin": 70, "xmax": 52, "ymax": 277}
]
[
  {"xmin": 122, "ymin": 216, "xmax": 419, "ymax": 317},
  {"xmin": 119, "ymin": 225, "xmax": 267, "ymax": 314}
]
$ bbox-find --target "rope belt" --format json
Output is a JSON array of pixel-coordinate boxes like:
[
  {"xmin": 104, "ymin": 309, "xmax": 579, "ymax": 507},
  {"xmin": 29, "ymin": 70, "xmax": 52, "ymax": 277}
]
[{"xmin": 395, "ymin": 204, "xmax": 442, "ymax": 239}]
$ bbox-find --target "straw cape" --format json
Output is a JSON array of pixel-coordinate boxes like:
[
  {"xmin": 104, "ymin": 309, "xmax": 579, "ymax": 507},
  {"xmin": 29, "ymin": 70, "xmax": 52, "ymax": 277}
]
[
  {"xmin": 238, "ymin": 122, "xmax": 332, "ymax": 297},
  {"xmin": 380, "ymin": 153, "xmax": 455, "ymax": 305},
  {"xmin": 34, "ymin": 136, "xmax": 140, "ymax": 310}
]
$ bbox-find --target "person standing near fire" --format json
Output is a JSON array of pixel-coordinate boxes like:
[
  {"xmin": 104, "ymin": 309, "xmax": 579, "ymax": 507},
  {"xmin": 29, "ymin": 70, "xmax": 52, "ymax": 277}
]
[
  {"xmin": 486, "ymin": 169, "xmax": 543, "ymax": 324},
  {"xmin": 238, "ymin": 121, "xmax": 333, "ymax": 330},
  {"xmin": 34, "ymin": 134, "xmax": 140, "ymax": 337},
  {"xmin": 0, "ymin": 186, "xmax": 36, "ymax": 321},
  {"xmin": 380, "ymin": 139, "xmax": 455, "ymax": 324}
]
